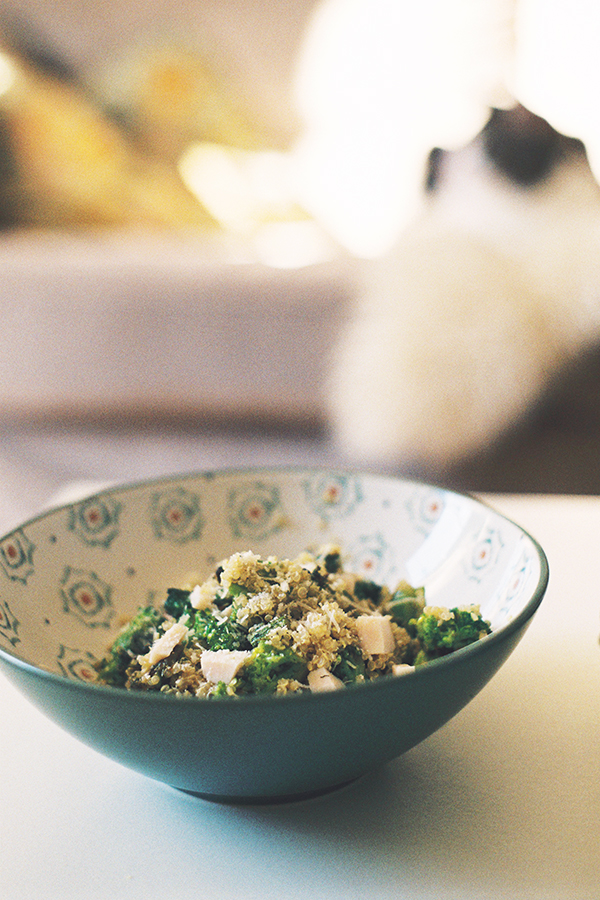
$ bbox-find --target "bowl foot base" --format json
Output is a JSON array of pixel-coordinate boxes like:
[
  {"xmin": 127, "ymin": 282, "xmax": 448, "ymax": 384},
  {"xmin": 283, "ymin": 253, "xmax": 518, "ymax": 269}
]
[{"xmin": 175, "ymin": 776, "xmax": 360, "ymax": 806}]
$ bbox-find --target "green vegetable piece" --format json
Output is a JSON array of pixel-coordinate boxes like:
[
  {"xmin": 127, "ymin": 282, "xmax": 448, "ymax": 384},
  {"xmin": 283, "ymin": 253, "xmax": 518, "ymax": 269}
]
[
  {"xmin": 415, "ymin": 607, "xmax": 491, "ymax": 659},
  {"xmin": 211, "ymin": 681, "xmax": 230, "ymax": 698},
  {"xmin": 450, "ymin": 607, "xmax": 492, "ymax": 649},
  {"xmin": 163, "ymin": 587, "xmax": 193, "ymax": 618},
  {"xmin": 247, "ymin": 616, "xmax": 287, "ymax": 648},
  {"xmin": 413, "ymin": 648, "xmax": 429, "ymax": 667},
  {"xmin": 353, "ymin": 579, "xmax": 383, "ymax": 604},
  {"xmin": 256, "ymin": 564, "xmax": 278, "ymax": 581},
  {"xmin": 309, "ymin": 566, "xmax": 329, "ymax": 589},
  {"xmin": 237, "ymin": 641, "xmax": 307, "ymax": 694},
  {"xmin": 384, "ymin": 582, "xmax": 425, "ymax": 628},
  {"xmin": 332, "ymin": 644, "xmax": 367, "ymax": 684},
  {"xmin": 319, "ymin": 549, "xmax": 342, "ymax": 573},
  {"xmin": 395, "ymin": 580, "xmax": 419, "ymax": 598},
  {"xmin": 386, "ymin": 595, "xmax": 425, "ymax": 628},
  {"xmin": 211, "ymin": 581, "xmax": 249, "ymax": 610},
  {"xmin": 96, "ymin": 605, "xmax": 163, "ymax": 687},
  {"xmin": 191, "ymin": 609, "xmax": 250, "ymax": 651},
  {"xmin": 387, "ymin": 597, "xmax": 423, "ymax": 628}
]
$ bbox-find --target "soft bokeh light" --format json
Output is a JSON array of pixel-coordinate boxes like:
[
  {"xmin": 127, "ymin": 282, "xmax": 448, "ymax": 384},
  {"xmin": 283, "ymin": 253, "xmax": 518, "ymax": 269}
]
[
  {"xmin": 0, "ymin": 52, "xmax": 17, "ymax": 98},
  {"xmin": 178, "ymin": 141, "xmax": 300, "ymax": 234},
  {"xmin": 178, "ymin": 140, "xmax": 338, "ymax": 267},
  {"xmin": 179, "ymin": 142, "xmax": 259, "ymax": 232}
]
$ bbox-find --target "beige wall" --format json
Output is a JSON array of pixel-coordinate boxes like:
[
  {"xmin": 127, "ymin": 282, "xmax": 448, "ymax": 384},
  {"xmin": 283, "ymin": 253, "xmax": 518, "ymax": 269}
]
[{"xmin": 5, "ymin": 0, "xmax": 319, "ymax": 141}]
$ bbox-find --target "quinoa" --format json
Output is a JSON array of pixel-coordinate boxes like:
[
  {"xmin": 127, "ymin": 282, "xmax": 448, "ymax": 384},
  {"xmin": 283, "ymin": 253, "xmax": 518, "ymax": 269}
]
[{"xmin": 95, "ymin": 545, "xmax": 491, "ymax": 698}]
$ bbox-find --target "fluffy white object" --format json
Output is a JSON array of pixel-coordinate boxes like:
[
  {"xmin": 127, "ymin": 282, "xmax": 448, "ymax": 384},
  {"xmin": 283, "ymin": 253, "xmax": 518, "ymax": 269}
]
[{"xmin": 327, "ymin": 138, "xmax": 600, "ymax": 471}]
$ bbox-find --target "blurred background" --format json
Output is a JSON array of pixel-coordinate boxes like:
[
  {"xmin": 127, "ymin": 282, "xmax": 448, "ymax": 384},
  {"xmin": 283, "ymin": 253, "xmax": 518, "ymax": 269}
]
[{"xmin": 1, "ymin": 0, "xmax": 600, "ymax": 526}]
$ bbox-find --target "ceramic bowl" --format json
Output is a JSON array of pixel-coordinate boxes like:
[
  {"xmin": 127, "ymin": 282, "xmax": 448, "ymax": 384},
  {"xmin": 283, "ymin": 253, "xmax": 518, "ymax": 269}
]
[{"xmin": 0, "ymin": 468, "xmax": 548, "ymax": 803}]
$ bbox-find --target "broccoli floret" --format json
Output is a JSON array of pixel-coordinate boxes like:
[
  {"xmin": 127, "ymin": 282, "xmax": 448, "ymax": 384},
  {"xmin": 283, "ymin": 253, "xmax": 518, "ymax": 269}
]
[
  {"xmin": 191, "ymin": 608, "xmax": 251, "ymax": 651},
  {"xmin": 414, "ymin": 606, "xmax": 491, "ymax": 663},
  {"xmin": 211, "ymin": 680, "xmax": 230, "ymax": 698},
  {"xmin": 163, "ymin": 587, "xmax": 193, "ymax": 618},
  {"xmin": 385, "ymin": 582, "xmax": 426, "ymax": 627},
  {"xmin": 236, "ymin": 641, "xmax": 307, "ymax": 694},
  {"xmin": 96, "ymin": 605, "xmax": 163, "ymax": 686},
  {"xmin": 332, "ymin": 644, "xmax": 367, "ymax": 684}
]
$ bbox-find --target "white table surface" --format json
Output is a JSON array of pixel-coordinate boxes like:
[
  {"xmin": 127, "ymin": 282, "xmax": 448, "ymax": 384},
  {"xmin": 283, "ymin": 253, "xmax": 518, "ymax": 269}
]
[{"xmin": 1, "ymin": 488, "xmax": 599, "ymax": 900}]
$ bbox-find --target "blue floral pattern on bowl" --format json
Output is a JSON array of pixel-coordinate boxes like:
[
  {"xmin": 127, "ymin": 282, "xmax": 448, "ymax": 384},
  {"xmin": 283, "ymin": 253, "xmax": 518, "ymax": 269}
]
[
  {"xmin": 150, "ymin": 487, "xmax": 203, "ymax": 543},
  {"xmin": 467, "ymin": 526, "xmax": 504, "ymax": 582},
  {"xmin": 227, "ymin": 481, "xmax": 285, "ymax": 540},
  {"xmin": 0, "ymin": 529, "xmax": 35, "ymax": 583},
  {"xmin": 59, "ymin": 566, "xmax": 114, "ymax": 628},
  {"xmin": 302, "ymin": 473, "xmax": 362, "ymax": 519},
  {"xmin": 485, "ymin": 538, "xmax": 539, "ymax": 626},
  {"xmin": 0, "ymin": 599, "xmax": 19, "ymax": 646},
  {"xmin": 68, "ymin": 494, "xmax": 122, "ymax": 548},
  {"xmin": 347, "ymin": 532, "xmax": 393, "ymax": 583},
  {"xmin": 406, "ymin": 488, "xmax": 446, "ymax": 536},
  {"xmin": 503, "ymin": 548, "xmax": 533, "ymax": 603},
  {"xmin": 57, "ymin": 644, "xmax": 99, "ymax": 682}
]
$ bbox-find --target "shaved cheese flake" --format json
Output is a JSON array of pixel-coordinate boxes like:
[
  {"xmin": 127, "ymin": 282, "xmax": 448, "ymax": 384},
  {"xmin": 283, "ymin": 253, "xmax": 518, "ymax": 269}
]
[
  {"xmin": 201, "ymin": 649, "xmax": 251, "ymax": 684},
  {"xmin": 307, "ymin": 667, "xmax": 344, "ymax": 693},
  {"xmin": 356, "ymin": 614, "xmax": 395, "ymax": 655},
  {"xmin": 189, "ymin": 582, "xmax": 215, "ymax": 610}
]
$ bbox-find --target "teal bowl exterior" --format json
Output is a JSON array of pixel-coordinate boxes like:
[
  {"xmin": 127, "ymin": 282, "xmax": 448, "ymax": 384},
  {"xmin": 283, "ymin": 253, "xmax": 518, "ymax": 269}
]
[
  {"xmin": 0, "ymin": 617, "xmax": 533, "ymax": 802},
  {"xmin": 0, "ymin": 468, "xmax": 548, "ymax": 802}
]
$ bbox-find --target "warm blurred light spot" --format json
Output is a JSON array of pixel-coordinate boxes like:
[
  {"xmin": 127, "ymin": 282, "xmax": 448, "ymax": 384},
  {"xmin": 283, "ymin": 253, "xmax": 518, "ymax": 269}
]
[
  {"xmin": 178, "ymin": 142, "xmax": 301, "ymax": 234},
  {"xmin": 0, "ymin": 53, "xmax": 17, "ymax": 98},
  {"xmin": 179, "ymin": 142, "xmax": 251, "ymax": 231},
  {"xmin": 252, "ymin": 220, "xmax": 337, "ymax": 268}
]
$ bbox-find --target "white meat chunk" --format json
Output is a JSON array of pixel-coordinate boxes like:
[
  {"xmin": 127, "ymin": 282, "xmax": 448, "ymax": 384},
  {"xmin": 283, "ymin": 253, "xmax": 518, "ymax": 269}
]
[
  {"xmin": 145, "ymin": 620, "xmax": 189, "ymax": 666},
  {"xmin": 356, "ymin": 614, "xmax": 395, "ymax": 655},
  {"xmin": 307, "ymin": 667, "xmax": 344, "ymax": 692},
  {"xmin": 392, "ymin": 663, "xmax": 416, "ymax": 676},
  {"xmin": 201, "ymin": 649, "xmax": 251, "ymax": 684}
]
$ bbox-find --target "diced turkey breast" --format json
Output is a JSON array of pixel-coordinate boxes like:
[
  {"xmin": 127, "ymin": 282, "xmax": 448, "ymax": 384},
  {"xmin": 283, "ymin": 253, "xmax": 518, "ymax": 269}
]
[
  {"xmin": 356, "ymin": 614, "xmax": 395, "ymax": 655},
  {"xmin": 392, "ymin": 663, "xmax": 415, "ymax": 676},
  {"xmin": 307, "ymin": 667, "xmax": 344, "ymax": 692},
  {"xmin": 201, "ymin": 649, "xmax": 251, "ymax": 684}
]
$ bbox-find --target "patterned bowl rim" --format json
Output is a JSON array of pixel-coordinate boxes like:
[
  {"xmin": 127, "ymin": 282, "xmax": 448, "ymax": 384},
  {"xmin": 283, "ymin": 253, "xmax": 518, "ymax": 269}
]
[{"xmin": 0, "ymin": 466, "xmax": 550, "ymax": 708}]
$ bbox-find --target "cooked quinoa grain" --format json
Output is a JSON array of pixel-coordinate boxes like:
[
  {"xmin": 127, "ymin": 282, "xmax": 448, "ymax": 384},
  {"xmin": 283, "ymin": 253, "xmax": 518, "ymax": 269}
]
[{"xmin": 95, "ymin": 546, "xmax": 491, "ymax": 697}]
